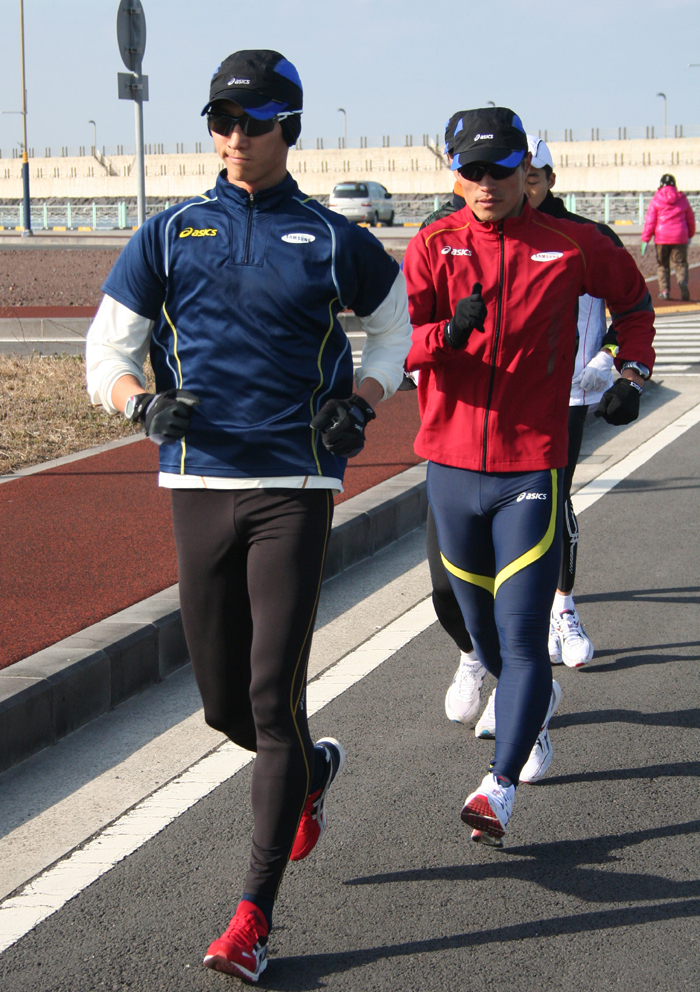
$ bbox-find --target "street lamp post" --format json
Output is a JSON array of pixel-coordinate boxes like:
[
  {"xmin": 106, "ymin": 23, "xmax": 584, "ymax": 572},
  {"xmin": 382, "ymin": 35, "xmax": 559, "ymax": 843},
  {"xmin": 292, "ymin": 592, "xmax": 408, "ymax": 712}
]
[
  {"xmin": 657, "ymin": 92, "xmax": 667, "ymax": 139},
  {"xmin": 18, "ymin": 0, "xmax": 32, "ymax": 236},
  {"xmin": 337, "ymin": 108, "xmax": 347, "ymax": 148},
  {"xmin": 88, "ymin": 119, "xmax": 97, "ymax": 156}
]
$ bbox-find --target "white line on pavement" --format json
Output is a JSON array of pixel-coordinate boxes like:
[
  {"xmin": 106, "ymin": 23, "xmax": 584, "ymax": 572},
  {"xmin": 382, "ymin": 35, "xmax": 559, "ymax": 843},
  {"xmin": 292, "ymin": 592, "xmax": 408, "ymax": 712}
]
[
  {"xmin": 0, "ymin": 599, "xmax": 437, "ymax": 954},
  {"xmin": 573, "ymin": 400, "xmax": 700, "ymax": 515}
]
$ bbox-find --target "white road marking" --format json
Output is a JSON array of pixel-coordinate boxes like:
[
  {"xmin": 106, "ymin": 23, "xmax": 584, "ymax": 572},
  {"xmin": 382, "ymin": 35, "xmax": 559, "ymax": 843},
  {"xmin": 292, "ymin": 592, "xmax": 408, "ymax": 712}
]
[
  {"xmin": 573, "ymin": 399, "xmax": 700, "ymax": 515},
  {"xmin": 653, "ymin": 312, "xmax": 700, "ymax": 373},
  {"xmin": 0, "ymin": 599, "xmax": 437, "ymax": 954}
]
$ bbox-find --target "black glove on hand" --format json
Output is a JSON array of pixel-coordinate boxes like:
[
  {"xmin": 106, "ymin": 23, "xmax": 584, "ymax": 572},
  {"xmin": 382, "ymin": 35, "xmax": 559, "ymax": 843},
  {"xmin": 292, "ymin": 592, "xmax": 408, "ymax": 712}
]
[
  {"xmin": 138, "ymin": 389, "xmax": 201, "ymax": 445},
  {"xmin": 444, "ymin": 282, "xmax": 487, "ymax": 349},
  {"xmin": 594, "ymin": 377, "xmax": 641, "ymax": 426},
  {"xmin": 310, "ymin": 393, "xmax": 376, "ymax": 458}
]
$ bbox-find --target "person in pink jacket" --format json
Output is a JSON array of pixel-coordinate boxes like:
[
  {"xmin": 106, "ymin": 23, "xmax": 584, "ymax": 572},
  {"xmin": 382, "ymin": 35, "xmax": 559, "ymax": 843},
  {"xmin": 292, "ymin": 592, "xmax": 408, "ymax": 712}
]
[{"xmin": 641, "ymin": 174, "xmax": 696, "ymax": 300}]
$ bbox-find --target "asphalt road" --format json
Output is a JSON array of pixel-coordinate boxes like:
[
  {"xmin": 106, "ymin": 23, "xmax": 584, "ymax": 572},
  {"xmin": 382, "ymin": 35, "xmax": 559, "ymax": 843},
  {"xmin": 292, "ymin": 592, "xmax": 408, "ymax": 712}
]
[{"xmin": 1, "ymin": 417, "xmax": 699, "ymax": 990}]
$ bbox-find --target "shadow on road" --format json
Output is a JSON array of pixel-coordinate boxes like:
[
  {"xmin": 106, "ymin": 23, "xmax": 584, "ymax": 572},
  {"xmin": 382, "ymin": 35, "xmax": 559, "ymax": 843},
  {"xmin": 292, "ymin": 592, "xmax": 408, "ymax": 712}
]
[
  {"xmin": 550, "ymin": 707, "xmax": 700, "ymax": 730},
  {"xmin": 266, "ymin": 898, "xmax": 700, "ymax": 991}
]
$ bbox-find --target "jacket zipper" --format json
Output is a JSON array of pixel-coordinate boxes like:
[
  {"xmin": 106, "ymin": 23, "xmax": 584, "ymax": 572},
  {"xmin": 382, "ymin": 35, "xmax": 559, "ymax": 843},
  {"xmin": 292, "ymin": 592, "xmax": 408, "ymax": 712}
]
[
  {"xmin": 244, "ymin": 192, "xmax": 254, "ymax": 264},
  {"xmin": 481, "ymin": 225, "xmax": 505, "ymax": 471}
]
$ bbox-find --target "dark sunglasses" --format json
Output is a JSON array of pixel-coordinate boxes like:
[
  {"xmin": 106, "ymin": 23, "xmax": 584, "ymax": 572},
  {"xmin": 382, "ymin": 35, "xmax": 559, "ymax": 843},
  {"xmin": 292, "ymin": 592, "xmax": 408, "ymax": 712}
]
[
  {"xmin": 206, "ymin": 110, "xmax": 299, "ymax": 138},
  {"xmin": 458, "ymin": 162, "xmax": 520, "ymax": 182}
]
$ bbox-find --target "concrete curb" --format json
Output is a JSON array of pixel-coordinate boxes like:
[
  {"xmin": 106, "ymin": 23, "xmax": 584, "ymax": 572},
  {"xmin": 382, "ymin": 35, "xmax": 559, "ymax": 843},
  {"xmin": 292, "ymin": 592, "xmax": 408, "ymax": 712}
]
[{"xmin": 0, "ymin": 462, "xmax": 427, "ymax": 774}]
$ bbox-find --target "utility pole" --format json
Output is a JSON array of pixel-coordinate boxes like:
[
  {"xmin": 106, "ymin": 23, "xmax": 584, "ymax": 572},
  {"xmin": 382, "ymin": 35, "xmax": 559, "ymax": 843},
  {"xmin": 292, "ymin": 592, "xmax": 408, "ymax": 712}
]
[
  {"xmin": 337, "ymin": 108, "xmax": 347, "ymax": 148},
  {"xmin": 117, "ymin": 0, "xmax": 148, "ymax": 227},
  {"xmin": 657, "ymin": 92, "xmax": 667, "ymax": 138},
  {"xmin": 19, "ymin": 0, "xmax": 32, "ymax": 236}
]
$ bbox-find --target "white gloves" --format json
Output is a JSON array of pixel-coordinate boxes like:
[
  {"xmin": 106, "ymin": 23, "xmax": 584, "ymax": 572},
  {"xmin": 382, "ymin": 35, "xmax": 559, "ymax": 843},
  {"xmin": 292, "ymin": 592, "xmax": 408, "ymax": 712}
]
[{"xmin": 576, "ymin": 349, "xmax": 615, "ymax": 394}]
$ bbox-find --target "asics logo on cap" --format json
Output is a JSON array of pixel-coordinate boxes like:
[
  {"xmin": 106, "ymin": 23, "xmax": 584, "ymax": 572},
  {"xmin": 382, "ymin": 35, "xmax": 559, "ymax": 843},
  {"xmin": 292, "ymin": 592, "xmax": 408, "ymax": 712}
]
[
  {"xmin": 441, "ymin": 246, "xmax": 473, "ymax": 256},
  {"xmin": 517, "ymin": 492, "xmax": 547, "ymax": 501},
  {"xmin": 474, "ymin": 134, "xmax": 494, "ymax": 141},
  {"xmin": 227, "ymin": 77, "xmax": 251, "ymax": 85},
  {"xmin": 531, "ymin": 252, "xmax": 563, "ymax": 262}
]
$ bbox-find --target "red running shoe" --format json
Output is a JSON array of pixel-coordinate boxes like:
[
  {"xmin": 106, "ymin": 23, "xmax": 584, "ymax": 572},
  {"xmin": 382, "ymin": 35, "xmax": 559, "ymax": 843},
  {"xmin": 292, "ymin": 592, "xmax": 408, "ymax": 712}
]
[
  {"xmin": 203, "ymin": 900, "xmax": 269, "ymax": 982},
  {"xmin": 290, "ymin": 737, "xmax": 346, "ymax": 861}
]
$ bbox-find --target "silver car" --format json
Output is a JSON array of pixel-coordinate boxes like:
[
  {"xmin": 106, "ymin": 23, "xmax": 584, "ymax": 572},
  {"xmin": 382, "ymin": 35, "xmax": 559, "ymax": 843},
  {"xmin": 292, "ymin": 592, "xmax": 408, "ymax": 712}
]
[{"xmin": 329, "ymin": 181, "xmax": 395, "ymax": 226}]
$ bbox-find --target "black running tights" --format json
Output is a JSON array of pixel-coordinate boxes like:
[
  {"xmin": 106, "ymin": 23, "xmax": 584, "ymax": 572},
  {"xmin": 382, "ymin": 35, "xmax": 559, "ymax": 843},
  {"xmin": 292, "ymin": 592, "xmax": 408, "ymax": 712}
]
[{"xmin": 171, "ymin": 488, "xmax": 333, "ymax": 902}]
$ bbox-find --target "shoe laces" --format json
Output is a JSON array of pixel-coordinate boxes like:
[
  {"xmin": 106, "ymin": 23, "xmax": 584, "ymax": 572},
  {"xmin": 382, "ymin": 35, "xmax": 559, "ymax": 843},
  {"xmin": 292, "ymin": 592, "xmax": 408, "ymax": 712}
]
[
  {"xmin": 557, "ymin": 610, "xmax": 583, "ymax": 640},
  {"xmin": 223, "ymin": 906, "xmax": 268, "ymax": 947},
  {"xmin": 455, "ymin": 661, "xmax": 482, "ymax": 699}
]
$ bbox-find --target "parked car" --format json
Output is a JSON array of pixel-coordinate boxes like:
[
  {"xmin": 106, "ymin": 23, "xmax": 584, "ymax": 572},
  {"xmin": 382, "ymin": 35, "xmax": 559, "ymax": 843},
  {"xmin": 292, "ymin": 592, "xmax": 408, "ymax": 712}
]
[{"xmin": 329, "ymin": 182, "xmax": 394, "ymax": 226}]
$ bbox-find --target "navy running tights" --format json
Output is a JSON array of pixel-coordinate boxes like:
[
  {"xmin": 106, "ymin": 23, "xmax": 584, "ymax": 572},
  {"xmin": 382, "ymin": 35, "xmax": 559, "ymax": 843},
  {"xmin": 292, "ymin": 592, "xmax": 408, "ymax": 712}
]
[{"xmin": 427, "ymin": 463, "xmax": 563, "ymax": 783}]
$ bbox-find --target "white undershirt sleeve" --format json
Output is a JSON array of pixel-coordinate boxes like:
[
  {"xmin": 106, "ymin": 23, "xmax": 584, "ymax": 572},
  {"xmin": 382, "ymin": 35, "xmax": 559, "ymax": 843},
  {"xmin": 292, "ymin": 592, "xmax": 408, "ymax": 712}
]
[
  {"xmin": 354, "ymin": 269, "xmax": 412, "ymax": 399},
  {"xmin": 85, "ymin": 295, "xmax": 154, "ymax": 414}
]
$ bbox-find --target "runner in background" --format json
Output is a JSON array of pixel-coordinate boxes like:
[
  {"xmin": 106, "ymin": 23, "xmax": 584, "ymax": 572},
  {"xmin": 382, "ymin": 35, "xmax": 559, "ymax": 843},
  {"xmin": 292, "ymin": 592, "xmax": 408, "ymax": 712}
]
[
  {"xmin": 641, "ymin": 174, "xmax": 696, "ymax": 301},
  {"xmin": 524, "ymin": 135, "xmax": 627, "ymax": 670}
]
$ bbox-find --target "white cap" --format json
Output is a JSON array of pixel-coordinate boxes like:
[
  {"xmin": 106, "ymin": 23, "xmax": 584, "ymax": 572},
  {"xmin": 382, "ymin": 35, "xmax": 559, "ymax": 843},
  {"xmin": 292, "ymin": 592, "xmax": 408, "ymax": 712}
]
[{"xmin": 527, "ymin": 134, "xmax": 553, "ymax": 170}]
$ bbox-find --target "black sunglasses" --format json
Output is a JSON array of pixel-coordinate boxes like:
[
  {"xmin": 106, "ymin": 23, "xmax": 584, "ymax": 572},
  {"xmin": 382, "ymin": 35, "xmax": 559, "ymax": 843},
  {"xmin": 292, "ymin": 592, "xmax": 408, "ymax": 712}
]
[
  {"xmin": 206, "ymin": 110, "xmax": 298, "ymax": 138},
  {"xmin": 458, "ymin": 162, "xmax": 520, "ymax": 182}
]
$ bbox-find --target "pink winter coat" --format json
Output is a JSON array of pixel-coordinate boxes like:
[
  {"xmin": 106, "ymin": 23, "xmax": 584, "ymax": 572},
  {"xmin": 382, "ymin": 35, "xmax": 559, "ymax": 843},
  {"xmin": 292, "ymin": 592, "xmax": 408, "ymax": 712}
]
[{"xmin": 642, "ymin": 185, "xmax": 696, "ymax": 244}]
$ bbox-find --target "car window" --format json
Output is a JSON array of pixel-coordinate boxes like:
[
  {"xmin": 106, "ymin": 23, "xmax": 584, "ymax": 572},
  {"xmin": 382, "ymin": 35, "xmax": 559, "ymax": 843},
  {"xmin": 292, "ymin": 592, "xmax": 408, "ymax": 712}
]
[{"xmin": 332, "ymin": 183, "xmax": 369, "ymax": 198}]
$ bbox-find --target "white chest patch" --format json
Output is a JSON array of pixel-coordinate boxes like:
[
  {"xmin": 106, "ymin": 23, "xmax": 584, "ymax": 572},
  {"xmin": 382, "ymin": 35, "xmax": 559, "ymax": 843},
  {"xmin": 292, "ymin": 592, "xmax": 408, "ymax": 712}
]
[
  {"xmin": 531, "ymin": 251, "xmax": 563, "ymax": 262},
  {"xmin": 282, "ymin": 233, "xmax": 316, "ymax": 244}
]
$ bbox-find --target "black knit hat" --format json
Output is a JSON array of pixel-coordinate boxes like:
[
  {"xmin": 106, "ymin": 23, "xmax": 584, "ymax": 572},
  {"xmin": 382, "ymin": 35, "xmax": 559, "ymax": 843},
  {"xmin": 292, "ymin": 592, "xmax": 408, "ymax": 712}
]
[{"xmin": 659, "ymin": 174, "xmax": 676, "ymax": 187}]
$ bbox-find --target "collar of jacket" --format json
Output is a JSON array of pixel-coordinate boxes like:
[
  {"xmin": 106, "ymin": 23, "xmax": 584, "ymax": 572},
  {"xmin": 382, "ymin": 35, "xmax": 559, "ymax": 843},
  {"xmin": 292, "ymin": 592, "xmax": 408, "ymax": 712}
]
[
  {"xmin": 537, "ymin": 190, "xmax": 568, "ymax": 219},
  {"xmin": 214, "ymin": 170, "xmax": 299, "ymax": 212},
  {"xmin": 458, "ymin": 196, "xmax": 533, "ymax": 238}
]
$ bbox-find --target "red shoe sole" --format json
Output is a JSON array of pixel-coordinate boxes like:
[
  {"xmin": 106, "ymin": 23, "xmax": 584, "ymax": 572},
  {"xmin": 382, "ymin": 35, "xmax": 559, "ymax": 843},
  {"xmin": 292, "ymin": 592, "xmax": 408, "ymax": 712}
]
[{"xmin": 460, "ymin": 794, "xmax": 505, "ymax": 838}]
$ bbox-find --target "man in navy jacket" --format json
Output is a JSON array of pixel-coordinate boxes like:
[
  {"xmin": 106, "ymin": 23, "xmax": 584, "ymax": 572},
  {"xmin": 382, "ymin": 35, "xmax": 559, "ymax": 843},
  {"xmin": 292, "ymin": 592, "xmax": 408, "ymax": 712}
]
[{"xmin": 86, "ymin": 49, "xmax": 411, "ymax": 982}]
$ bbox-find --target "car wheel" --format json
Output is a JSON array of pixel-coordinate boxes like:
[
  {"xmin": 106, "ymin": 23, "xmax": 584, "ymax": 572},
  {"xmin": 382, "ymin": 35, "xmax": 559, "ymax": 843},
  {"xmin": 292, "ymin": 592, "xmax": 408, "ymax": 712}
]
[
  {"xmin": 370, "ymin": 212, "xmax": 379, "ymax": 227},
  {"xmin": 385, "ymin": 211, "xmax": 394, "ymax": 227}
]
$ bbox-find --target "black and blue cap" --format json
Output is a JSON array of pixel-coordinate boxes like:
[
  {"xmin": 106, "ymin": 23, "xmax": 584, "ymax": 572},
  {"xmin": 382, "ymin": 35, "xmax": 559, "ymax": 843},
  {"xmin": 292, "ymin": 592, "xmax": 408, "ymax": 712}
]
[
  {"xmin": 450, "ymin": 107, "xmax": 528, "ymax": 172},
  {"xmin": 202, "ymin": 49, "xmax": 303, "ymax": 120},
  {"xmin": 444, "ymin": 110, "xmax": 468, "ymax": 156}
]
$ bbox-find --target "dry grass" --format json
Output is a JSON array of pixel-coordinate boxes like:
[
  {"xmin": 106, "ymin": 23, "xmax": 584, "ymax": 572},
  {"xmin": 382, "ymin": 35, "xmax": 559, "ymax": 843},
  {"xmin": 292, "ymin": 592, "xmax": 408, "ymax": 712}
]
[{"xmin": 0, "ymin": 353, "xmax": 156, "ymax": 475}]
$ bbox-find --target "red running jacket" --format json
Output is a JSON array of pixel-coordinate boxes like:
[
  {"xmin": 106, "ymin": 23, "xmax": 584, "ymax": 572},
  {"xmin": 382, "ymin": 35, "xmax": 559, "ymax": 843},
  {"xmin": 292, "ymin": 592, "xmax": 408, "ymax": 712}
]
[{"xmin": 404, "ymin": 199, "xmax": 656, "ymax": 473}]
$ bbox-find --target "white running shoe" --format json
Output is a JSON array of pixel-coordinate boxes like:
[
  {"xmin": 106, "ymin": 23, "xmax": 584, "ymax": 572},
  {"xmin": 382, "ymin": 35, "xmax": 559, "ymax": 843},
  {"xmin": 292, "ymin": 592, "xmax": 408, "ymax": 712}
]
[
  {"xmin": 474, "ymin": 686, "xmax": 496, "ymax": 739},
  {"xmin": 445, "ymin": 651, "xmax": 486, "ymax": 724},
  {"xmin": 548, "ymin": 614, "xmax": 563, "ymax": 665},
  {"xmin": 519, "ymin": 679, "xmax": 562, "ymax": 784},
  {"xmin": 553, "ymin": 608, "xmax": 594, "ymax": 668},
  {"xmin": 461, "ymin": 772, "xmax": 515, "ymax": 846}
]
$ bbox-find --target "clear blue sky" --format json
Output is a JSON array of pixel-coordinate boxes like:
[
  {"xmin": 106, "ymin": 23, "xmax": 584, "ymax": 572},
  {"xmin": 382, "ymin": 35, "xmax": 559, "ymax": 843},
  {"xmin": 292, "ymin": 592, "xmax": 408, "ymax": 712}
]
[{"xmin": 1, "ymin": 0, "xmax": 699, "ymax": 152}]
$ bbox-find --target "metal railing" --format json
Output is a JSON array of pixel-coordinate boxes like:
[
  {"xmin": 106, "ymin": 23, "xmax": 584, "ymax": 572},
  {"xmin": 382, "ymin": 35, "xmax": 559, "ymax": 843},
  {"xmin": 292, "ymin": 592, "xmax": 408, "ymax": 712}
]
[
  {"xmin": 563, "ymin": 193, "xmax": 700, "ymax": 225},
  {"xmin": 1, "ymin": 194, "xmax": 699, "ymax": 231}
]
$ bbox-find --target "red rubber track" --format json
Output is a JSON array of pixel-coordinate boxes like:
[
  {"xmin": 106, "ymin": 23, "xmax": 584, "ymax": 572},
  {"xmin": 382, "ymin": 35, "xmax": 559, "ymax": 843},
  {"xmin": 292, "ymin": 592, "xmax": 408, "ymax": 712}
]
[{"xmin": 0, "ymin": 390, "xmax": 422, "ymax": 670}]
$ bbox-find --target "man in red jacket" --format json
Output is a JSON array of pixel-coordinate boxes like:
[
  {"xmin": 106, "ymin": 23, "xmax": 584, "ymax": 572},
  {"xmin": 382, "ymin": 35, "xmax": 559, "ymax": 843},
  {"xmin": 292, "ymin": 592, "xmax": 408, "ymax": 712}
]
[{"xmin": 404, "ymin": 107, "xmax": 655, "ymax": 845}]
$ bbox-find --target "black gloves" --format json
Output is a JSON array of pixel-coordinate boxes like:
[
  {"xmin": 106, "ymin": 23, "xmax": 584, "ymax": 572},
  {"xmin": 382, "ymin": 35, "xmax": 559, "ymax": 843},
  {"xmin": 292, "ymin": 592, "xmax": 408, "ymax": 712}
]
[
  {"xmin": 444, "ymin": 282, "xmax": 487, "ymax": 348},
  {"xmin": 594, "ymin": 378, "xmax": 641, "ymax": 426},
  {"xmin": 132, "ymin": 389, "xmax": 201, "ymax": 445},
  {"xmin": 310, "ymin": 393, "xmax": 376, "ymax": 458}
]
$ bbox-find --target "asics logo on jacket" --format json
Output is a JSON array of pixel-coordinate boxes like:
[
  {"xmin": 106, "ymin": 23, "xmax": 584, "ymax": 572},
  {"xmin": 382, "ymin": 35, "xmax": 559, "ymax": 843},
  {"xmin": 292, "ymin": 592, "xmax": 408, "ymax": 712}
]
[{"xmin": 441, "ymin": 246, "xmax": 473, "ymax": 256}]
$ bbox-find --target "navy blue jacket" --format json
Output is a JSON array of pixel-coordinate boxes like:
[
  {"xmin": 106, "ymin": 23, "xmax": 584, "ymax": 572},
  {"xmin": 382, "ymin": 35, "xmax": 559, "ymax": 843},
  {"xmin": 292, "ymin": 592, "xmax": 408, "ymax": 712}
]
[{"xmin": 102, "ymin": 172, "xmax": 399, "ymax": 480}]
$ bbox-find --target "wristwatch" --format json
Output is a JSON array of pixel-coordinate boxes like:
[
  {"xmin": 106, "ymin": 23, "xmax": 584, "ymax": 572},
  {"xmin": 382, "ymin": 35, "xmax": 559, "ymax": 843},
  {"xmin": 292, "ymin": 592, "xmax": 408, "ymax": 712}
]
[
  {"xmin": 124, "ymin": 393, "xmax": 151, "ymax": 423},
  {"xmin": 621, "ymin": 361, "xmax": 650, "ymax": 381}
]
